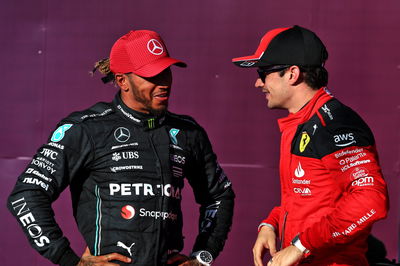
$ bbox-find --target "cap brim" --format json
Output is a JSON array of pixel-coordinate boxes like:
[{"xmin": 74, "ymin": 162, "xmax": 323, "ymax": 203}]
[
  {"xmin": 133, "ymin": 57, "xmax": 187, "ymax": 77},
  {"xmin": 232, "ymin": 27, "xmax": 291, "ymax": 68},
  {"xmin": 232, "ymin": 54, "xmax": 266, "ymax": 68}
]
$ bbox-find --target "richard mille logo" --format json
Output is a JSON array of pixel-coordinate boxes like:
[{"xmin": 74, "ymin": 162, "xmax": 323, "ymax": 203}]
[
  {"xmin": 147, "ymin": 39, "xmax": 164, "ymax": 55},
  {"xmin": 114, "ymin": 127, "xmax": 131, "ymax": 143}
]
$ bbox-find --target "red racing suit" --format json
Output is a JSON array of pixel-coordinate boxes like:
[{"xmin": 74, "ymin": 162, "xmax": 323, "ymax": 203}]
[{"xmin": 260, "ymin": 88, "xmax": 389, "ymax": 265}]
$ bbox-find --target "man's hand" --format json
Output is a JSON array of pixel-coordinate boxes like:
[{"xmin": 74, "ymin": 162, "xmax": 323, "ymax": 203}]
[
  {"xmin": 166, "ymin": 254, "xmax": 202, "ymax": 266},
  {"xmin": 166, "ymin": 253, "xmax": 190, "ymax": 265},
  {"xmin": 253, "ymin": 226, "xmax": 277, "ymax": 266},
  {"xmin": 267, "ymin": 245, "xmax": 303, "ymax": 266},
  {"xmin": 178, "ymin": 258, "xmax": 203, "ymax": 266},
  {"xmin": 78, "ymin": 247, "xmax": 132, "ymax": 266}
]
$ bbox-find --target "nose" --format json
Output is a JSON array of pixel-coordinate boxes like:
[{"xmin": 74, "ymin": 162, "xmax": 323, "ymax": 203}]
[{"xmin": 255, "ymin": 78, "xmax": 264, "ymax": 89}]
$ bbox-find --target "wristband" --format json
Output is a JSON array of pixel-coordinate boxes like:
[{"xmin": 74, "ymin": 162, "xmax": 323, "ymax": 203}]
[
  {"xmin": 258, "ymin": 223, "xmax": 275, "ymax": 232},
  {"xmin": 291, "ymin": 234, "xmax": 310, "ymax": 254}
]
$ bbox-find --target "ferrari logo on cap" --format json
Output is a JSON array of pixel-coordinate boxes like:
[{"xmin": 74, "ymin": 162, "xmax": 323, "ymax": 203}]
[
  {"xmin": 147, "ymin": 39, "xmax": 164, "ymax": 55},
  {"xmin": 299, "ymin": 132, "xmax": 310, "ymax": 153}
]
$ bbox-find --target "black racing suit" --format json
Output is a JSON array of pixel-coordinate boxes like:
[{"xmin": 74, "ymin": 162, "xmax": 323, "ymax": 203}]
[{"xmin": 7, "ymin": 93, "xmax": 235, "ymax": 266}]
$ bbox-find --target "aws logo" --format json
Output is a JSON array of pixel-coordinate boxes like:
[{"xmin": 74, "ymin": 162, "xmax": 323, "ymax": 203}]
[
  {"xmin": 334, "ymin": 133, "xmax": 356, "ymax": 147},
  {"xmin": 299, "ymin": 132, "xmax": 310, "ymax": 153}
]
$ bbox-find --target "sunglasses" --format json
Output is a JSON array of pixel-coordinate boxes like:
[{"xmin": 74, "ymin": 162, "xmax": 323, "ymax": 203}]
[{"xmin": 257, "ymin": 65, "xmax": 291, "ymax": 83}]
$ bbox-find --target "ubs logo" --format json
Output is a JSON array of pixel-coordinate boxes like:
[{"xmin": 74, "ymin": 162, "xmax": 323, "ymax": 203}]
[{"xmin": 114, "ymin": 127, "xmax": 130, "ymax": 143}]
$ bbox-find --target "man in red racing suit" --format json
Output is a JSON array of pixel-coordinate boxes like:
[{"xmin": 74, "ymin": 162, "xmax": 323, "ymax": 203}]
[{"xmin": 232, "ymin": 25, "xmax": 389, "ymax": 265}]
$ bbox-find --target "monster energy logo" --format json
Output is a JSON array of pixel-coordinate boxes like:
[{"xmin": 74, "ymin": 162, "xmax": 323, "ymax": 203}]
[{"xmin": 147, "ymin": 118, "xmax": 155, "ymax": 129}]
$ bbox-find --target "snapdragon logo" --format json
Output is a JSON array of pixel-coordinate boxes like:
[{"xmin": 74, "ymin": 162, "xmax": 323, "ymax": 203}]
[
  {"xmin": 139, "ymin": 208, "xmax": 177, "ymax": 221},
  {"xmin": 121, "ymin": 205, "xmax": 136, "ymax": 220}
]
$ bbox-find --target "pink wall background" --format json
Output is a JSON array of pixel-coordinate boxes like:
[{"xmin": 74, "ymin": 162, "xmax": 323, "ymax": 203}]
[{"xmin": 1, "ymin": 0, "xmax": 399, "ymax": 265}]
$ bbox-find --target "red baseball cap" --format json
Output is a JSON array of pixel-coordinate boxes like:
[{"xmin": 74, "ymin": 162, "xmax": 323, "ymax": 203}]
[
  {"xmin": 232, "ymin": 25, "xmax": 328, "ymax": 68},
  {"xmin": 110, "ymin": 30, "xmax": 186, "ymax": 77}
]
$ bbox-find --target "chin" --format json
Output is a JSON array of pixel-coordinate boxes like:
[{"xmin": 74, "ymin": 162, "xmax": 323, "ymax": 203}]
[{"xmin": 150, "ymin": 106, "xmax": 168, "ymax": 116}]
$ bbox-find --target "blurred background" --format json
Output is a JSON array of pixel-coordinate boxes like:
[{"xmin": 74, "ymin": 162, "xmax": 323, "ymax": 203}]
[{"xmin": 1, "ymin": 0, "xmax": 399, "ymax": 265}]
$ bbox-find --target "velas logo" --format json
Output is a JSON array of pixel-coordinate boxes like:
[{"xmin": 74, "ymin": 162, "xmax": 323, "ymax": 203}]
[
  {"xmin": 147, "ymin": 39, "xmax": 164, "ymax": 55},
  {"xmin": 121, "ymin": 205, "xmax": 136, "ymax": 220},
  {"xmin": 114, "ymin": 127, "xmax": 131, "ymax": 143},
  {"xmin": 51, "ymin": 124, "xmax": 73, "ymax": 142}
]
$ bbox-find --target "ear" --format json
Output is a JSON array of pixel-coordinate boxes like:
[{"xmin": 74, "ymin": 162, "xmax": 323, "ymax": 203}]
[
  {"xmin": 287, "ymin": 66, "xmax": 302, "ymax": 85},
  {"xmin": 115, "ymin": 73, "xmax": 130, "ymax": 92}
]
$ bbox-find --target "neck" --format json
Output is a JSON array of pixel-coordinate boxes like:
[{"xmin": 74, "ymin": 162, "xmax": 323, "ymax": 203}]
[
  {"xmin": 287, "ymin": 86, "xmax": 318, "ymax": 114},
  {"xmin": 120, "ymin": 91, "xmax": 150, "ymax": 114}
]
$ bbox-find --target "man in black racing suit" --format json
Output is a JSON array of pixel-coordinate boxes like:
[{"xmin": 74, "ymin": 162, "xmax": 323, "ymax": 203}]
[{"xmin": 7, "ymin": 30, "xmax": 235, "ymax": 266}]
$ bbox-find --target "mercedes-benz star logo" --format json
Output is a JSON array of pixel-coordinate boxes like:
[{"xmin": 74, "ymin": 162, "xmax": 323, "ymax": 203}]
[
  {"xmin": 147, "ymin": 39, "xmax": 164, "ymax": 55},
  {"xmin": 114, "ymin": 127, "xmax": 131, "ymax": 143}
]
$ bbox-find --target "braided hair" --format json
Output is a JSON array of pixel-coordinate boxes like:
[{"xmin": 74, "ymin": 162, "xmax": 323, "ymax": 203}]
[{"xmin": 90, "ymin": 58, "xmax": 115, "ymax": 84}]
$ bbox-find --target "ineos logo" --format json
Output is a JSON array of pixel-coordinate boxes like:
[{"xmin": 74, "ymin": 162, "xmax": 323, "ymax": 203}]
[
  {"xmin": 147, "ymin": 39, "xmax": 164, "ymax": 55},
  {"xmin": 114, "ymin": 127, "xmax": 131, "ymax": 143}
]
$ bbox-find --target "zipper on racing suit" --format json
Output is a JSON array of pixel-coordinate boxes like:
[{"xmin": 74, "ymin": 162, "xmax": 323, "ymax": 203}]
[
  {"xmin": 148, "ymin": 131, "xmax": 165, "ymax": 266},
  {"xmin": 279, "ymin": 211, "xmax": 288, "ymax": 250}
]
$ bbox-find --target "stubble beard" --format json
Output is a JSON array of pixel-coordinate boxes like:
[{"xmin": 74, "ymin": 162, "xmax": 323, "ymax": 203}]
[{"xmin": 132, "ymin": 87, "xmax": 168, "ymax": 117}]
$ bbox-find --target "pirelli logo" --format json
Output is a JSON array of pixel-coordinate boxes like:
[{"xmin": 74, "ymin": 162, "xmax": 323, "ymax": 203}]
[{"xmin": 299, "ymin": 132, "xmax": 310, "ymax": 153}]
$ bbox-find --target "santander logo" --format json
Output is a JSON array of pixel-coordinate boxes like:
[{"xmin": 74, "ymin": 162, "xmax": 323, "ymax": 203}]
[
  {"xmin": 121, "ymin": 205, "xmax": 136, "ymax": 220},
  {"xmin": 294, "ymin": 162, "xmax": 305, "ymax": 178}
]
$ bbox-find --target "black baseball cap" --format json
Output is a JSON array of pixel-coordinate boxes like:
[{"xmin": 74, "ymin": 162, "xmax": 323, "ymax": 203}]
[{"xmin": 232, "ymin": 25, "xmax": 328, "ymax": 68}]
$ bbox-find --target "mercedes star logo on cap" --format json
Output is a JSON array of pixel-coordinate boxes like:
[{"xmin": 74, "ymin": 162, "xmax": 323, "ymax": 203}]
[
  {"xmin": 147, "ymin": 39, "xmax": 164, "ymax": 55},
  {"xmin": 114, "ymin": 127, "xmax": 131, "ymax": 143}
]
